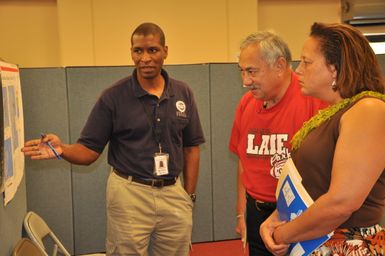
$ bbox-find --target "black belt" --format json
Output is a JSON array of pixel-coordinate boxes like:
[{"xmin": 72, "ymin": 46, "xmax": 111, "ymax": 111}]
[
  {"xmin": 113, "ymin": 169, "xmax": 177, "ymax": 188},
  {"xmin": 246, "ymin": 193, "xmax": 276, "ymax": 211}
]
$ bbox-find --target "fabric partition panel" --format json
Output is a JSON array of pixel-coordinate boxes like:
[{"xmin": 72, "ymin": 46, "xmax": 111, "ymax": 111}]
[
  {"xmin": 20, "ymin": 68, "xmax": 74, "ymax": 253},
  {"xmin": 66, "ymin": 66, "xmax": 134, "ymax": 254},
  {"xmin": 0, "ymin": 176, "xmax": 27, "ymax": 256},
  {"xmin": 164, "ymin": 64, "xmax": 212, "ymax": 242},
  {"xmin": 209, "ymin": 63, "xmax": 244, "ymax": 240}
]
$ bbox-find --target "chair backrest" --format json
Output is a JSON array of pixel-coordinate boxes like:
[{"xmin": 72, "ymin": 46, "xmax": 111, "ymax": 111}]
[
  {"xmin": 24, "ymin": 211, "xmax": 71, "ymax": 256},
  {"xmin": 12, "ymin": 238, "xmax": 45, "ymax": 256}
]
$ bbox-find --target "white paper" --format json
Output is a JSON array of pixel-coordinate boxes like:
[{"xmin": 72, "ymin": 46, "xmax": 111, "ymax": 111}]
[{"xmin": 0, "ymin": 61, "xmax": 25, "ymax": 205}]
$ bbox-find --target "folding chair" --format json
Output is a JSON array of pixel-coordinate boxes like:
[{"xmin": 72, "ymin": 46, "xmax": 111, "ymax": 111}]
[
  {"xmin": 12, "ymin": 238, "xmax": 45, "ymax": 256},
  {"xmin": 24, "ymin": 211, "xmax": 105, "ymax": 256}
]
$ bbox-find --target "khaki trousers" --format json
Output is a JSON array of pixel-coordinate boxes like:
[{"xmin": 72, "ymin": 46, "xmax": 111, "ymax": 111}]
[{"xmin": 106, "ymin": 171, "xmax": 193, "ymax": 256}]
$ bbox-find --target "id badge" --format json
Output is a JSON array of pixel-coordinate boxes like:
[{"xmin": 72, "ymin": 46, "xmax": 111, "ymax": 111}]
[{"xmin": 154, "ymin": 152, "xmax": 169, "ymax": 176}]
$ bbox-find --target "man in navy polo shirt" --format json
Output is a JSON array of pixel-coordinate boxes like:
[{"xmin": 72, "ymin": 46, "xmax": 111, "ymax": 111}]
[{"xmin": 22, "ymin": 22, "xmax": 205, "ymax": 256}]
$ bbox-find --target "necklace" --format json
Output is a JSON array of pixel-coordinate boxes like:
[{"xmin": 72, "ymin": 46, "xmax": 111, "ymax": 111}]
[{"xmin": 291, "ymin": 91, "xmax": 385, "ymax": 150}]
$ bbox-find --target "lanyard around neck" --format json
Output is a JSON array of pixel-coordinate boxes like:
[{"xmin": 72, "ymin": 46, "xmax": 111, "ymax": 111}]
[{"xmin": 139, "ymin": 95, "xmax": 168, "ymax": 149}]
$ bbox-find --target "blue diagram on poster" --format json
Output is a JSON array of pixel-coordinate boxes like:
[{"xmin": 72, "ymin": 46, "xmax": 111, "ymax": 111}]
[{"xmin": 0, "ymin": 61, "xmax": 24, "ymax": 206}]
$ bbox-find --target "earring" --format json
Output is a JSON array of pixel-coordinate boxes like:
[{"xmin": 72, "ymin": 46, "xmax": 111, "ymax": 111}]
[{"xmin": 331, "ymin": 80, "xmax": 337, "ymax": 91}]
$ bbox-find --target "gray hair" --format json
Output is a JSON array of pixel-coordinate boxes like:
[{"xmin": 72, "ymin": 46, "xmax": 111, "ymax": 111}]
[{"xmin": 240, "ymin": 31, "xmax": 292, "ymax": 66}]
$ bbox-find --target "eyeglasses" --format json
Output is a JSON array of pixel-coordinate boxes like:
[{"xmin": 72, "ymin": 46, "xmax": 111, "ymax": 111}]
[{"xmin": 239, "ymin": 68, "xmax": 259, "ymax": 78}]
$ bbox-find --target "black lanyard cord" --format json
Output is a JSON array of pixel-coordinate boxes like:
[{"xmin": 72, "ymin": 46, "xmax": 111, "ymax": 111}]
[{"xmin": 139, "ymin": 96, "xmax": 168, "ymax": 147}]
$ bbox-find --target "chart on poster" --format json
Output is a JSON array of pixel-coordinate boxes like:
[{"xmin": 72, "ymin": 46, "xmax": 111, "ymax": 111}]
[{"xmin": 0, "ymin": 60, "xmax": 24, "ymax": 206}]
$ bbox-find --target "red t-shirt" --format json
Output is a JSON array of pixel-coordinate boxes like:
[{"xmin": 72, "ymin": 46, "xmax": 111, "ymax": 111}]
[{"xmin": 229, "ymin": 73, "xmax": 325, "ymax": 202}]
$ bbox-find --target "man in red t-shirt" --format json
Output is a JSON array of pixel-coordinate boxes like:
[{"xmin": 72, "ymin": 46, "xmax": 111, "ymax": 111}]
[{"xmin": 229, "ymin": 31, "xmax": 325, "ymax": 255}]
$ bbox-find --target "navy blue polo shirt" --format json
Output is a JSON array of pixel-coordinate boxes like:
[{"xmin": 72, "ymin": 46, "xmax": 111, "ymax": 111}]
[{"xmin": 77, "ymin": 69, "xmax": 205, "ymax": 179}]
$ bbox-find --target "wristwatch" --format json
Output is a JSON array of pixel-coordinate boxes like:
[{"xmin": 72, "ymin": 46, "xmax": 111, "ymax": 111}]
[{"xmin": 189, "ymin": 193, "xmax": 197, "ymax": 203}]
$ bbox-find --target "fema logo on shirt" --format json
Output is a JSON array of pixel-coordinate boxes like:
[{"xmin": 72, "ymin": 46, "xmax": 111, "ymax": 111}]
[{"xmin": 176, "ymin": 100, "xmax": 187, "ymax": 118}]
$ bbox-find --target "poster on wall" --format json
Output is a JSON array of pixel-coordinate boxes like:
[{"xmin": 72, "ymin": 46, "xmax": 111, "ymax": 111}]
[{"xmin": 0, "ymin": 61, "xmax": 24, "ymax": 206}]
